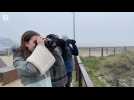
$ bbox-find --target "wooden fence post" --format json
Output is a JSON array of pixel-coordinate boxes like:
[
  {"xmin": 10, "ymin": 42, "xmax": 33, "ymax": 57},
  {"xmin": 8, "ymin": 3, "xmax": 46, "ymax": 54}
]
[
  {"xmin": 113, "ymin": 48, "xmax": 116, "ymax": 56},
  {"xmin": 78, "ymin": 67, "xmax": 82, "ymax": 87},
  {"xmin": 106, "ymin": 48, "xmax": 108, "ymax": 56},
  {"xmin": 74, "ymin": 56, "xmax": 79, "ymax": 81},
  {"xmin": 89, "ymin": 48, "xmax": 90, "ymax": 57},
  {"xmin": 101, "ymin": 47, "xmax": 104, "ymax": 57},
  {"xmin": 124, "ymin": 46, "xmax": 127, "ymax": 53}
]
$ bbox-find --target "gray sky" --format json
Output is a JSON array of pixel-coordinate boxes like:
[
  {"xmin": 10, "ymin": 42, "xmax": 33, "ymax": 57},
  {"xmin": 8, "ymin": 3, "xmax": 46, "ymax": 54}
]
[{"xmin": 0, "ymin": 12, "xmax": 134, "ymax": 47}]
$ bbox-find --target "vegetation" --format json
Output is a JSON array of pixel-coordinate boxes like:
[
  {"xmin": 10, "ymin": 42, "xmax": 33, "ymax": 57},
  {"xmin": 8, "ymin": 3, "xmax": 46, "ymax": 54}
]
[{"xmin": 81, "ymin": 51, "xmax": 134, "ymax": 87}]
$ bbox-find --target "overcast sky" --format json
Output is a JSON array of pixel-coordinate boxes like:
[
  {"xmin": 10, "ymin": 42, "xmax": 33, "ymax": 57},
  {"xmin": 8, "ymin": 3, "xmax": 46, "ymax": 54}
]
[{"xmin": 0, "ymin": 12, "xmax": 134, "ymax": 47}]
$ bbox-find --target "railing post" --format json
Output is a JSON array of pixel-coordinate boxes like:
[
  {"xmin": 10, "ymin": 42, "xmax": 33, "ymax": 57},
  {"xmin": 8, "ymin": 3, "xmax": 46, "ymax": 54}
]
[
  {"xmin": 89, "ymin": 48, "xmax": 90, "ymax": 57},
  {"xmin": 101, "ymin": 47, "xmax": 104, "ymax": 57},
  {"xmin": 124, "ymin": 46, "xmax": 127, "ymax": 53},
  {"xmin": 113, "ymin": 48, "xmax": 116, "ymax": 56},
  {"xmin": 74, "ymin": 56, "xmax": 82, "ymax": 87},
  {"xmin": 74, "ymin": 56, "xmax": 94, "ymax": 87},
  {"xmin": 78, "ymin": 68, "xmax": 82, "ymax": 87},
  {"xmin": 74, "ymin": 56, "xmax": 79, "ymax": 81},
  {"xmin": 93, "ymin": 48, "xmax": 95, "ymax": 56},
  {"xmin": 106, "ymin": 48, "xmax": 108, "ymax": 56}
]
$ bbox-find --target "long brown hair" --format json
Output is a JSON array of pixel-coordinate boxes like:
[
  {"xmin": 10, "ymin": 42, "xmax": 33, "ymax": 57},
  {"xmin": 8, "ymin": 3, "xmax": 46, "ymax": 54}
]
[{"xmin": 18, "ymin": 30, "xmax": 40, "ymax": 58}]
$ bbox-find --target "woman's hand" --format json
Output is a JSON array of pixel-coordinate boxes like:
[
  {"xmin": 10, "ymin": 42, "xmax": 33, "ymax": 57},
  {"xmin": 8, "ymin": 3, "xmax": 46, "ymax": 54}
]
[
  {"xmin": 36, "ymin": 36, "xmax": 47, "ymax": 45},
  {"xmin": 42, "ymin": 37, "xmax": 48, "ymax": 44}
]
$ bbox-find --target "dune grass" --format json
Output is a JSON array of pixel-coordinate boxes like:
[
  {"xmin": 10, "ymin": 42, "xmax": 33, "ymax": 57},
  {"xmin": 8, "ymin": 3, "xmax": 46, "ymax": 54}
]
[{"xmin": 81, "ymin": 51, "xmax": 134, "ymax": 87}]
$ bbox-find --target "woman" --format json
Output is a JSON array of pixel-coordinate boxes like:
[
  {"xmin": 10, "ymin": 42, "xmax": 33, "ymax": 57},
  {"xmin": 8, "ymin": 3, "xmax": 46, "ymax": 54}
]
[{"xmin": 13, "ymin": 30, "xmax": 52, "ymax": 87}]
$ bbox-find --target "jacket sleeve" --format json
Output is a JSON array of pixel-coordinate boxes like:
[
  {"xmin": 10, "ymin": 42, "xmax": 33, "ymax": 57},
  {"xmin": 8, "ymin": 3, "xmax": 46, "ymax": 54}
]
[{"xmin": 13, "ymin": 56, "xmax": 40, "ymax": 77}]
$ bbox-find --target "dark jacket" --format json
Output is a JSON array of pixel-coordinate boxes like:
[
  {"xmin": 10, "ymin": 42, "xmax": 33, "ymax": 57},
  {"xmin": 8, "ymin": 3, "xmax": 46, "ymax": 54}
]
[
  {"xmin": 49, "ymin": 47, "xmax": 67, "ymax": 87},
  {"xmin": 62, "ymin": 40, "xmax": 79, "ymax": 73}
]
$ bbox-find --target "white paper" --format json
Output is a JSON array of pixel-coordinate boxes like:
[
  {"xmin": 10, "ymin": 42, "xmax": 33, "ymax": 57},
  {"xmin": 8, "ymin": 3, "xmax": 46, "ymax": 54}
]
[{"xmin": 26, "ymin": 44, "xmax": 55, "ymax": 75}]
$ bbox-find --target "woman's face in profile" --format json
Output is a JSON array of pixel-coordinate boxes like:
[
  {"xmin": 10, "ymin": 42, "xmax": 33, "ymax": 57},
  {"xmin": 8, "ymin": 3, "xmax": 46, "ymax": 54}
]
[{"xmin": 25, "ymin": 35, "xmax": 39, "ymax": 52}]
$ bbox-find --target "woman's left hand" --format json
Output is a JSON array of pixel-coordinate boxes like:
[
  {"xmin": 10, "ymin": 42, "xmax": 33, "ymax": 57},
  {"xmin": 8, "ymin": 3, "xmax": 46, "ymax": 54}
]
[{"xmin": 36, "ymin": 36, "xmax": 45, "ymax": 45}]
